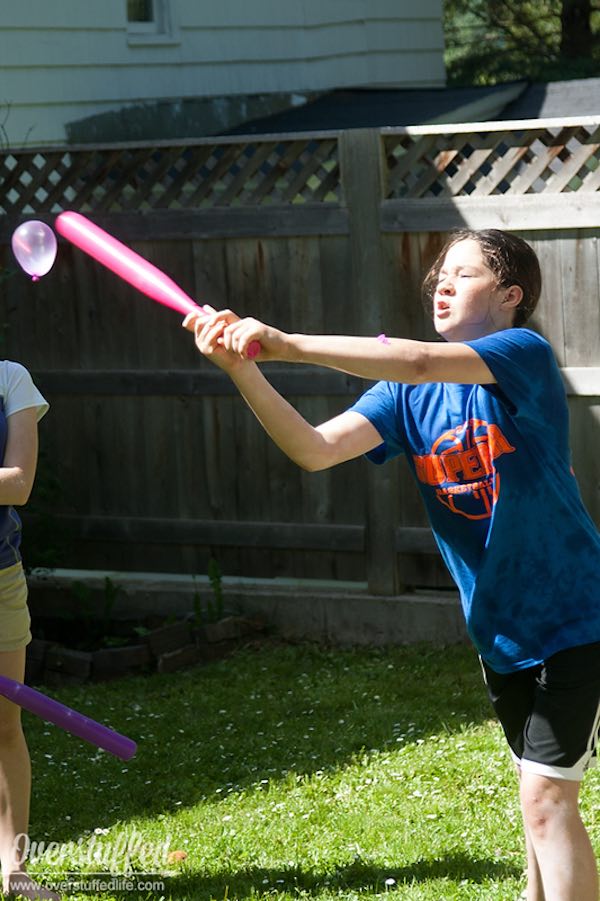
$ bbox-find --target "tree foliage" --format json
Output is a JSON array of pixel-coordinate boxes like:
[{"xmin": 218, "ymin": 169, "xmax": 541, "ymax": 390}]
[{"xmin": 444, "ymin": 0, "xmax": 600, "ymax": 85}]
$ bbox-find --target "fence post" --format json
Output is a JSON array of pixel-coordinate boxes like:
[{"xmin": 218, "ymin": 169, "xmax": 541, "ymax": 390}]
[{"xmin": 339, "ymin": 129, "xmax": 404, "ymax": 596}]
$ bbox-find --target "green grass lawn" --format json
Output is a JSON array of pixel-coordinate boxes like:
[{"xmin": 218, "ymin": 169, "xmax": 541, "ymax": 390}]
[{"xmin": 13, "ymin": 641, "xmax": 600, "ymax": 900}]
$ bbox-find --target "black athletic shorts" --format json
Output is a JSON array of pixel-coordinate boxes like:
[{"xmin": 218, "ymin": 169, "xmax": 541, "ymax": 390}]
[{"xmin": 481, "ymin": 640, "xmax": 600, "ymax": 781}]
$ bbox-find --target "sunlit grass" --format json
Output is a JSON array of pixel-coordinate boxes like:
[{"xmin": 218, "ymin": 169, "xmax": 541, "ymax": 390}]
[{"xmin": 10, "ymin": 641, "xmax": 600, "ymax": 899}]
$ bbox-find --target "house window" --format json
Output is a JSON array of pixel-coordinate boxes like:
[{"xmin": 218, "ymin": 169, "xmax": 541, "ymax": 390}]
[
  {"xmin": 127, "ymin": 0, "xmax": 178, "ymax": 44},
  {"xmin": 128, "ymin": 0, "xmax": 163, "ymax": 32},
  {"xmin": 128, "ymin": 0, "xmax": 154, "ymax": 22}
]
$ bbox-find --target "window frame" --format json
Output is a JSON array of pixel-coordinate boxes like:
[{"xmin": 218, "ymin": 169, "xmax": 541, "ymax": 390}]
[{"xmin": 126, "ymin": 0, "xmax": 179, "ymax": 46}]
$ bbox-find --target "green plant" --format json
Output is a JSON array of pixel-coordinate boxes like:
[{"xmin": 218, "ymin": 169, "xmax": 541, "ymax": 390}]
[
  {"xmin": 100, "ymin": 576, "xmax": 122, "ymax": 629},
  {"xmin": 133, "ymin": 624, "xmax": 151, "ymax": 640},
  {"xmin": 444, "ymin": 0, "xmax": 600, "ymax": 86},
  {"xmin": 193, "ymin": 557, "xmax": 225, "ymax": 625},
  {"xmin": 64, "ymin": 576, "xmax": 125, "ymax": 650},
  {"xmin": 208, "ymin": 557, "xmax": 224, "ymax": 619}
]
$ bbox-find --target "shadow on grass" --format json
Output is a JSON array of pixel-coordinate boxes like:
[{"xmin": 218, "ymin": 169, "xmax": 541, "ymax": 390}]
[
  {"xmin": 156, "ymin": 852, "xmax": 523, "ymax": 900},
  {"xmin": 28, "ymin": 642, "xmax": 495, "ymax": 842}
]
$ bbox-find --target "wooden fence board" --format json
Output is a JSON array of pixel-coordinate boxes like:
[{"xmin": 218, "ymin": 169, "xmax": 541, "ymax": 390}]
[
  {"xmin": 560, "ymin": 233, "xmax": 600, "ymax": 367},
  {"xmin": 527, "ymin": 232, "xmax": 567, "ymax": 366},
  {"xmin": 381, "ymin": 194, "xmax": 600, "ymax": 232},
  {"xmin": 570, "ymin": 398, "xmax": 600, "ymax": 525},
  {"xmin": 340, "ymin": 129, "xmax": 403, "ymax": 593}
]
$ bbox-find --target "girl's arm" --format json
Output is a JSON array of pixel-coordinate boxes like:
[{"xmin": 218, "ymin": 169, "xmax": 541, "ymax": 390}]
[
  {"xmin": 188, "ymin": 310, "xmax": 496, "ymax": 386},
  {"xmin": 182, "ymin": 309, "xmax": 497, "ymax": 471},
  {"xmin": 230, "ymin": 364, "xmax": 383, "ymax": 471},
  {"xmin": 286, "ymin": 333, "xmax": 494, "ymax": 385},
  {"xmin": 184, "ymin": 313, "xmax": 383, "ymax": 471},
  {"xmin": 0, "ymin": 408, "xmax": 39, "ymax": 505}
]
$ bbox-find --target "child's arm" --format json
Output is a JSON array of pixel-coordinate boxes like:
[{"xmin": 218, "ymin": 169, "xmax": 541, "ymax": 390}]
[
  {"xmin": 230, "ymin": 364, "xmax": 383, "ymax": 471},
  {"xmin": 186, "ymin": 310, "xmax": 496, "ymax": 386},
  {"xmin": 0, "ymin": 408, "xmax": 39, "ymax": 505},
  {"xmin": 183, "ymin": 312, "xmax": 383, "ymax": 471}
]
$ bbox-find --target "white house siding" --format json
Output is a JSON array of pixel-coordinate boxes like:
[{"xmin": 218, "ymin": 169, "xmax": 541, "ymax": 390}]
[{"xmin": 0, "ymin": 0, "xmax": 445, "ymax": 146}]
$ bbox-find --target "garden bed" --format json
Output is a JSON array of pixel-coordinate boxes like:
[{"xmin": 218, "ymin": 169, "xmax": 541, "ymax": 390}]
[{"xmin": 25, "ymin": 614, "xmax": 267, "ymax": 686}]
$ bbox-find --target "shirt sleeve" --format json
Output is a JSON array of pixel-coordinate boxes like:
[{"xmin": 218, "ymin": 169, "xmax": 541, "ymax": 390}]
[
  {"xmin": 347, "ymin": 380, "xmax": 405, "ymax": 464},
  {"xmin": 0, "ymin": 362, "xmax": 49, "ymax": 421},
  {"xmin": 465, "ymin": 328, "xmax": 565, "ymax": 427}
]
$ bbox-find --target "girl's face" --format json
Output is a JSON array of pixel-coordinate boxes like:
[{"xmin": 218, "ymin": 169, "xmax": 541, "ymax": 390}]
[{"xmin": 433, "ymin": 239, "xmax": 511, "ymax": 342}]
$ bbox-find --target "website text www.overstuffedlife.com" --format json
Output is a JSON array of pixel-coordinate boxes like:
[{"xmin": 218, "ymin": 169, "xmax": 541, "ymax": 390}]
[
  {"xmin": 13, "ymin": 874, "xmax": 167, "ymax": 894},
  {"xmin": 12, "ymin": 827, "xmax": 175, "ymax": 893}
]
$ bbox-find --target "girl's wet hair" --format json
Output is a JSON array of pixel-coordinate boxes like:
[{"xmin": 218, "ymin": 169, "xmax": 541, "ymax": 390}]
[{"xmin": 421, "ymin": 229, "xmax": 542, "ymax": 327}]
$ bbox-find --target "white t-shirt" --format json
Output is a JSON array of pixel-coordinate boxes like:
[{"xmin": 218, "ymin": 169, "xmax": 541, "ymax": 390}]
[
  {"xmin": 0, "ymin": 361, "xmax": 48, "ymax": 567},
  {"xmin": 0, "ymin": 361, "xmax": 48, "ymax": 420}
]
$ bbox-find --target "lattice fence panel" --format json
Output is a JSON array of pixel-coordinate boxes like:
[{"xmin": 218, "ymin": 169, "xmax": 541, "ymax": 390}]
[
  {"xmin": 385, "ymin": 123, "xmax": 600, "ymax": 199},
  {"xmin": 0, "ymin": 138, "xmax": 342, "ymax": 216}
]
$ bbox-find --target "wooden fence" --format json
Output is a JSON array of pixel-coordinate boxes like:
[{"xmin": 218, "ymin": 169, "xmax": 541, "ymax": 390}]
[{"xmin": 1, "ymin": 117, "xmax": 599, "ymax": 595}]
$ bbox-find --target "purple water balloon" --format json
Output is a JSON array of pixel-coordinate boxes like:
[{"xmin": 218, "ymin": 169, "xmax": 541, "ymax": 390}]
[{"xmin": 11, "ymin": 220, "xmax": 58, "ymax": 281}]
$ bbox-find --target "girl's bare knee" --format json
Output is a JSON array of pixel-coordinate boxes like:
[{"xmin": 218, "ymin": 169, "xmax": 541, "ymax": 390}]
[{"xmin": 520, "ymin": 773, "xmax": 580, "ymax": 840}]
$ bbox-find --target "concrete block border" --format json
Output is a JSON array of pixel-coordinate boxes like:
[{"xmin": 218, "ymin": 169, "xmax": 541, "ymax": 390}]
[
  {"xmin": 26, "ymin": 568, "xmax": 467, "ymax": 649},
  {"xmin": 25, "ymin": 614, "xmax": 266, "ymax": 686}
]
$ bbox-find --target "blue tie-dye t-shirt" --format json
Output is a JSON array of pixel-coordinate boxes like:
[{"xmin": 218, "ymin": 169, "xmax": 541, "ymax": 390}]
[{"xmin": 349, "ymin": 328, "xmax": 600, "ymax": 674}]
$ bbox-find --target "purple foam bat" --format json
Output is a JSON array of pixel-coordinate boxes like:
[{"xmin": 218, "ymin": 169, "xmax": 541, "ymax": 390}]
[{"xmin": 0, "ymin": 675, "xmax": 136, "ymax": 761}]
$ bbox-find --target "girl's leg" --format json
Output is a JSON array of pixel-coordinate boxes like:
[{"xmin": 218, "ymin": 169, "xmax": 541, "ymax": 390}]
[
  {"xmin": 520, "ymin": 772, "xmax": 598, "ymax": 901},
  {"xmin": 482, "ymin": 644, "xmax": 600, "ymax": 901},
  {"xmin": 0, "ymin": 647, "xmax": 58, "ymax": 900},
  {"xmin": 523, "ymin": 825, "xmax": 545, "ymax": 901},
  {"xmin": 515, "ymin": 767, "xmax": 544, "ymax": 901}
]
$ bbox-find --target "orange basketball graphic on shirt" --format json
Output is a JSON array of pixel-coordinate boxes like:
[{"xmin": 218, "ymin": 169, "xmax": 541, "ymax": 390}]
[{"xmin": 412, "ymin": 419, "xmax": 515, "ymax": 520}]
